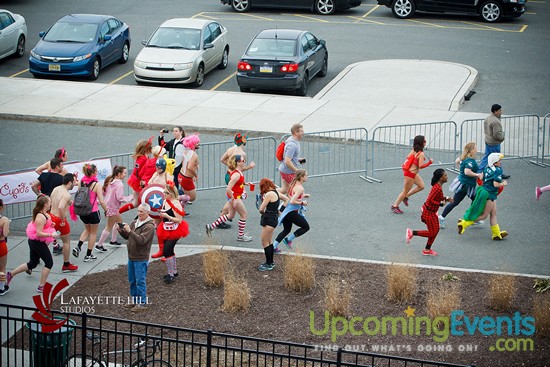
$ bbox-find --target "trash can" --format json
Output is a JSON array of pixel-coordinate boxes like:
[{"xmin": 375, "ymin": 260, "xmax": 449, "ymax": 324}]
[{"xmin": 25, "ymin": 317, "xmax": 76, "ymax": 367}]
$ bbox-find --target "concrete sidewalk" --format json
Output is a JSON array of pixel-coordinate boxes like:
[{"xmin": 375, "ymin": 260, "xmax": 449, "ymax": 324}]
[{"xmin": 0, "ymin": 59, "xmax": 484, "ymax": 133}]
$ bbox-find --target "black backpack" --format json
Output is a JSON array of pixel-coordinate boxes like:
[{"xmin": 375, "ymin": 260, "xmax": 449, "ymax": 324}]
[{"xmin": 73, "ymin": 182, "xmax": 95, "ymax": 216}]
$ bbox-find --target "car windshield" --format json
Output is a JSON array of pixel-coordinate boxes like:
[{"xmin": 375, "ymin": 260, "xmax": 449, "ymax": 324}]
[
  {"xmin": 246, "ymin": 38, "xmax": 296, "ymax": 57},
  {"xmin": 43, "ymin": 21, "xmax": 99, "ymax": 43},
  {"xmin": 147, "ymin": 27, "xmax": 201, "ymax": 50}
]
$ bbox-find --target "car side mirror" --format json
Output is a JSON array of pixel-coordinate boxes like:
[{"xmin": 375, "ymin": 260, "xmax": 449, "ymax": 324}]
[
  {"xmin": 39, "ymin": 31, "xmax": 45, "ymax": 38},
  {"xmin": 320, "ymin": 39, "xmax": 326, "ymax": 46},
  {"xmin": 141, "ymin": 40, "xmax": 147, "ymax": 46},
  {"xmin": 104, "ymin": 34, "xmax": 112, "ymax": 42},
  {"xmin": 203, "ymin": 43, "xmax": 214, "ymax": 50}
]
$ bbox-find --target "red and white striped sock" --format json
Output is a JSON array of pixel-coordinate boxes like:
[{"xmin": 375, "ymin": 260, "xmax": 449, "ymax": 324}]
[
  {"xmin": 238, "ymin": 220, "xmax": 246, "ymax": 237},
  {"xmin": 211, "ymin": 215, "xmax": 229, "ymax": 229}
]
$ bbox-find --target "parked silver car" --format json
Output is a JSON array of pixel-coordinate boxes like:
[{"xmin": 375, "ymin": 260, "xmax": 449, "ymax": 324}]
[
  {"xmin": 0, "ymin": 9, "xmax": 27, "ymax": 60},
  {"xmin": 134, "ymin": 18, "xmax": 229, "ymax": 87}
]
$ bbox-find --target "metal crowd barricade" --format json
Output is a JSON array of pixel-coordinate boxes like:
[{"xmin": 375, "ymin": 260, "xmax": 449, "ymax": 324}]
[
  {"xmin": 280, "ymin": 128, "xmax": 378, "ymax": 183},
  {"xmin": 370, "ymin": 121, "xmax": 459, "ymax": 180},
  {"xmin": 460, "ymin": 114, "xmax": 541, "ymax": 164},
  {"xmin": 538, "ymin": 113, "xmax": 550, "ymax": 166}
]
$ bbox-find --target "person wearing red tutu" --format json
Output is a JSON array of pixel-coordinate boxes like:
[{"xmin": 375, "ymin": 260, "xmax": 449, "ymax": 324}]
[
  {"xmin": 157, "ymin": 182, "xmax": 189, "ymax": 284},
  {"xmin": 120, "ymin": 138, "xmax": 153, "ymax": 214}
]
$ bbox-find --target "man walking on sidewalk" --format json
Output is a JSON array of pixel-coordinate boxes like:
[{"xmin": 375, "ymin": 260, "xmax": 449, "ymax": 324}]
[
  {"xmin": 479, "ymin": 104, "xmax": 510, "ymax": 179},
  {"xmin": 118, "ymin": 203, "xmax": 155, "ymax": 313}
]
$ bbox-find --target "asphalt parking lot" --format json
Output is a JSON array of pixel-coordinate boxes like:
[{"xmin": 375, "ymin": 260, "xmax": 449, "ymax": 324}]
[{"xmin": 0, "ymin": 1, "xmax": 548, "ymax": 114}]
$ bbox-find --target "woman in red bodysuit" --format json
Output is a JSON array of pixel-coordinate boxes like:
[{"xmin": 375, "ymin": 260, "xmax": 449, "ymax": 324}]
[
  {"xmin": 205, "ymin": 155, "xmax": 252, "ymax": 242},
  {"xmin": 405, "ymin": 169, "xmax": 453, "ymax": 256},
  {"xmin": 120, "ymin": 138, "xmax": 153, "ymax": 214},
  {"xmin": 392, "ymin": 135, "xmax": 433, "ymax": 214}
]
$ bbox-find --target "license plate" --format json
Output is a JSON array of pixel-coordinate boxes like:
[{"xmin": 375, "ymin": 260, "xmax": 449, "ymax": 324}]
[
  {"xmin": 259, "ymin": 66, "xmax": 272, "ymax": 73},
  {"xmin": 49, "ymin": 64, "xmax": 61, "ymax": 71}
]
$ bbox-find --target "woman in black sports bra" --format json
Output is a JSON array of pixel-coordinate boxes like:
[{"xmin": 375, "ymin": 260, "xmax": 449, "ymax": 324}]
[{"xmin": 257, "ymin": 178, "xmax": 288, "ymax": 272}]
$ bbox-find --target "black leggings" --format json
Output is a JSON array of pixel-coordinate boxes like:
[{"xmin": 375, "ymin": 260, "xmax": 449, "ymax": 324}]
[
  {"xmin": 27, "ymin": 239, "xmax": 53, "ymax": 270},
  {"xmin": 163, "ymin": 239, "xmax": 179, "ymax": 258},
  {"xmin": 275, "ymin": 211, "xmax": 310, "ymax": 243},
  {"xmin": 441, "ymin": 186, "xmax": 475, "ymax": 218}
]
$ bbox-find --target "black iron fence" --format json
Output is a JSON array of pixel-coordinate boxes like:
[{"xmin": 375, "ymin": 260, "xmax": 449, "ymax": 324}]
[{"xmin": 0, "ymin": 303, "xmax": 474, "ymax": 367}]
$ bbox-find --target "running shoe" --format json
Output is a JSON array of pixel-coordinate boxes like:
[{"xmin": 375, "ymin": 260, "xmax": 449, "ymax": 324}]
[
  {"xmin": 72, "ymin": 246, "xmax": 81, "ymax": 258},
  {"xmin": 37, "ymin": 285, "xmax": 44, "ymax": 293},
  {"xmin": 164, "ymin": 274, "xmax": 175, "ymax": 284},
  {"xmin": 108, "ymin": 241, "xmax": 122, "ymax": 247},
  {"xmin": 403, "ymin": 197, "xmax": 409, "ymax": 207},
  {"xmin": 472, "ymin": 220, "xmax": 484, "ymax": 226},
  {"xmin": 52, "ymin": 244, "xmax": 63, "ymax": 255},
  {"xmin": 438, "ymin": 215, "xmax": 446, "ymax": 229},
  {"xmin": 391, "ymin": 206, "xmax": 404, "ymax": 214},
  {"xmin": 273, "ymin": 246, "xmax": 282, "ymax": 254},
  {"xmin": 205, "ymin": 224, "xmax": 213, "ymax": 237},
  {"xmin": 94, "ymin": 245, "xmax": 108, "ymax": 253},
  {"xmin": 282, "ymin": 238, "xmax": 293, "ymax": 249},
  {"xmin": 62, "ymin": 263, "xmax": 79, "ymax": 273},
  {"xmin": 237, "ymin": 235, "xmax": 252, "ymax": 242},
  {"xmin": 406, "ymin": 228, "xmax": 413, "ymax": 245},
  {"xmin": 217, "ymin": 222, "xmax": 231, "ymax": 229},
  {"xmin": 258, "ymin": 263, "xmax": 275, "ymax": 272},
  {"xmin": 0, "ymin": 286, "xmax": 9, "ymax": 296},
  {"xmin": 422, "ymin": 249, "xmax": 438, "ymax": 256},
  {"xmin": 536, "ymin": 186, "xmax": 542, "ymax": 201},
  {"xmin": 83, "ymin": 254, "xmax": 98, "ymax": 262},
  {"xmin": 131, "ymin": 304, "xmax": 148, "ymax": 313}
]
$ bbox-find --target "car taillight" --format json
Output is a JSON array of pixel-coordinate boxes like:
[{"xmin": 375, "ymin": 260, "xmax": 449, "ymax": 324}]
[
  {"xmin": 238, "ymin": 61, "xmax": 252, "ymax": 71},
  {"xmin": 280, "ymin": 63, "xmax": 298, "ymax": 72}
]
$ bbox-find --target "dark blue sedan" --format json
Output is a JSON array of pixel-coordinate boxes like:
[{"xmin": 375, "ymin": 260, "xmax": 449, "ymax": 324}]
[
  {"xmin": 237, "ymin": 29, "xmax": 327, "ymax": 96},
  {"xmin": 29, "ymin": 14, "xmax": 131, "ymax": 80}
]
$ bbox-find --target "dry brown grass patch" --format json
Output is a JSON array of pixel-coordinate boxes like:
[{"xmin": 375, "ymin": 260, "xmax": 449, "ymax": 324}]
[
  {"xmin": 386, "ymin": 263, "xmax": 417, "ymax": 304},
  {"xmin": 426, "ymin": 283, "xmax": 461, "ymax": 323},
  {"xmin": 534, "ymin": 295, "xmax": 550, "ymax": 337},
  {"xmin": 283, "ymin": 251, "xmax": 315, "ymax": 292},
  {"xmin": 202, "ymin": 239, "xmax": 228, "ymax": 287},
  {"xmin": 488, "ymin": 274, "xmax": 517, "ymax": 311},
  {"xmin": 324, "ymin": 275, "xmax": 352, "ymax": 317},
  {"xmin": 222, "ymin": 270, "xmax": 251, "ymax": 313}
]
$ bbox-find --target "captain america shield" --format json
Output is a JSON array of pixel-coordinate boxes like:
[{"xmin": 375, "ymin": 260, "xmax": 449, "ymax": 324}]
[{"xmin": 139, "ymin": 184, "xmax": 165, "ymax": 218}]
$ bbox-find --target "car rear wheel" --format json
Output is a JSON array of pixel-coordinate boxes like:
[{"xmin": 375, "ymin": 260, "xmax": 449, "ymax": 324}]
[
  {"xmin": 315, "ymin": 0, "xmax": 336, "ymax": 15},
  {"xmin": 296, "ymin": 73, "xmax": 308, "ymax": 96},
  {"xmin": 231, "ymin": 0, "xmax": 251, "ymax": 12},
  {"xmin": 218, "ymin": 47, "xmax": 229, "ymax": 69},
  {"xmin": 240, "ymin": 87, "xmax": 251, "ymax": 93},
  {"xmin": 16, "ymin": 35, "xmax": 25, "ymax": 57},
  {"xmin": 392, "ymin": 0, "xmax": 416, "ymax": 19},
  {"xmin": 318, "ymin": 56, "xmax": 328, "ymax": 77},
  {"xmin": 193, "ymin": 64, "xmax": 205, "ymax": 87},
  {"xmin": 480, "ymin": 1, "xmax": 503, "ymax": 22},
  {"xmin": 89, "ymin": 58, "xmax": 100, "ymax": 80},
  {"xmin": 118, "ymin": 42, "xmax": 129, "ymax": 64}
]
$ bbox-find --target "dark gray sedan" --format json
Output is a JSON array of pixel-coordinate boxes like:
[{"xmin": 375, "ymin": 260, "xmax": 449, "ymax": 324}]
[
  {"xmin": 221, "ymin": 0, "xmax": 361, "ymax": 15},
  {"xmin": 236, "ymin": 29, "xmax": 327, "ymax": 96}
]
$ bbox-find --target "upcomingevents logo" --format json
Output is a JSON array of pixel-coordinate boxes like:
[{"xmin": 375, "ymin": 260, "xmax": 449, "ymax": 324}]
[{"xmin": 32, "ymin": 279, "xmax": 70, "ymax": 332}]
